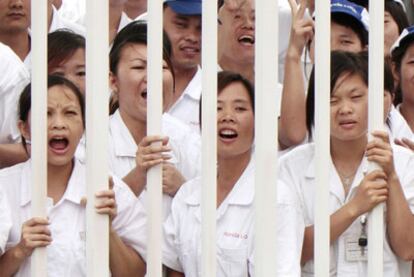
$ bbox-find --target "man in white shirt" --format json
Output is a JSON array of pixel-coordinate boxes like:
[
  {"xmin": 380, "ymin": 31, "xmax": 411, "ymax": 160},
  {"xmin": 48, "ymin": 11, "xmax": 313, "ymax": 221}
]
[{"xmin": 163, "ymin": 0, "xmax": 202, "ymax": 131}]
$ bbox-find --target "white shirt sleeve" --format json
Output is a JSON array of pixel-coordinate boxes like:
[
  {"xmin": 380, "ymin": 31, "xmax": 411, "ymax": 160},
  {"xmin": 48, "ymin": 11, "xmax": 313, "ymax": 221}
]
[
  {"xmin": 111, "ymin": 175, "xmax": 148, "ymax": 261},
  {"xmin": 0, "ymin": 187, "xmax": 11, "ymax": 254}
]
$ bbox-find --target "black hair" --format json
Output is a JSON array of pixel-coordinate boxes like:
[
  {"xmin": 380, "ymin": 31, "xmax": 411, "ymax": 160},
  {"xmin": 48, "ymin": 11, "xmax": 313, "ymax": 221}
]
[
  {"xmin": 385, "ymin": 0, "xmax": 409, "ymax": 35},
  {"xmin": 199, "ymin": 71, "xmax": 254, "ymax": 128},
  {"xmin": 306, "ymin": 51, "xmax": 367, "ymax": 139},
  {"xmin": 332, "ymin": 13, "xmax": 368, "ymax": 47},
  {"xmin": 348, "ymin": 0, "xmax": 368, "ymax": 8},
  {"xmin": 18, "ymin": 75, "xmax": 85, "ymax": 153},
  {"xmin": 109, "ymin": 20, "xmax": 175, "ymax": 114},
  {"xmin": 391, "ymin": 32, "xmax": 414, "ymax": 105},
  {"xmin": 48, "ymin": 29, "xmax": 85, "ymax": 73},
  {"xmin": 218, "ymin": 0, "xmax": 224, "ymax": 9}
]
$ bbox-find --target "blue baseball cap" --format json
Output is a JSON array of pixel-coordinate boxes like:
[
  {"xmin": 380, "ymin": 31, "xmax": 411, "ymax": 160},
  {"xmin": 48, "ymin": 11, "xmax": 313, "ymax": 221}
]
[
  {"xmin": 391, "ymin": 25, "xmax": 414, "ymax": 54},
  {"xmin": 331, "ymin": 0, "xmax": 369, "ymax": 31},
  {"xmin": 164, "ymin": 0, "xmax": 202, "ymax": 16}
]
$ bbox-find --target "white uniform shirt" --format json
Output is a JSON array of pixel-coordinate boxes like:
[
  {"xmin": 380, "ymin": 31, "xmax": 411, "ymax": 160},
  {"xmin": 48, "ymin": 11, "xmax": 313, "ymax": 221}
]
[
  {"xmin": 167, "ymin": 67, "xmax": 202, "ymax": 132},
  {"xmin": 278, "ymin": 143, "xmax": 414, "ymax": 277},
  {"xmin": 49, "ymin": 5, "xmax": 85, "ymax": 35},
  {"xmin": 0, "ymin": 43, "xmax": 30, "ymax": 143},
  {"xmin": 390, "ymin": 105, "xmax": 414, "ymax": 140},
  {"xmin": 0, "ymin": 159, "xmax": 148, "ymax": 277},
  {"xmin": 163, "ymin": 161, "xmax": 304, "ymax": 276},
  {"xmin": 77, "ymin": 110, "xmax": 201, "ymax": 219},
  {"xmin": 0, "ymin": 187, "xmax": 11, "ymax": 254}
]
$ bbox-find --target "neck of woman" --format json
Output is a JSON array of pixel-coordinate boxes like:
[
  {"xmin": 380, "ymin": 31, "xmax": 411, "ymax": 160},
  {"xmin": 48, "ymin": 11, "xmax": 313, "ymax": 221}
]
[
  {"xmin": 47, "ymin": 159, "xmax": 74, "ymax": 204},
  {"xmin": 119, "ymin": 109, "xmax": 147, "ymax": 146},
  {"xmin": 331, "ymin": 135, "xmax": 367, "ymax": 165},
  {"xmin": 216, "ymin": 150, "xmax": 251, "ymax": 207}
]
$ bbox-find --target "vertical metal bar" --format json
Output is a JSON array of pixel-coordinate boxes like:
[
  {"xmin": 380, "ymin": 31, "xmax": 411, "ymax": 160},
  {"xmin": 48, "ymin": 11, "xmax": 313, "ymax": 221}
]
[
  {"xmin": 254, "ymin": 0, "xmax": 279, "ymax": 276},
  {"xmin": 30, "ymin": 0, "xmax": 48, "ymax": 276},
  {"xmin": 368, "ymin": 0, "xmax": 384, "ymax": 276},
  {"xmin": 147, "ymin": 0, "xmax": 163, "ymax": 276},
  {"xmin": 314, "ymin": 0, "xmax": 331, "ymax": 276},
  {"xmin": 85, "ymin": 1, "xmax": 110, "ymax": 276},
  {"xmin": 201, "ymin": 0, "xmax": 217, "ymax": 276}
]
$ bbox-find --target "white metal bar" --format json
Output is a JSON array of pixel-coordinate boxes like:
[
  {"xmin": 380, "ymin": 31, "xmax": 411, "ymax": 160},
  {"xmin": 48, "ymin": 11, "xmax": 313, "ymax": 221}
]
[
  {"xmin": 85, "ymin": 1, "xmax": 110, "ymax": 276},
  {"xmin": 314, "ymin": 0, "xmax": 331, "ymax": 276},
  {"xmin": 201, "ymin": 0, "xmax": 217, "ymax": 276},
  {"xmin": 147, "ymin": 0, "xmax": 163, "ymax": 276},
  {"xmin": 254, "ymin": 0, "xmax": 279, "ymax": 276},
  {"xmin": 368, "ymin": 0, "xmax": 384, "ymax": 276},
  {"xmin": 30, "ymin": 0, "xmax": 48, "ymax": 276}
]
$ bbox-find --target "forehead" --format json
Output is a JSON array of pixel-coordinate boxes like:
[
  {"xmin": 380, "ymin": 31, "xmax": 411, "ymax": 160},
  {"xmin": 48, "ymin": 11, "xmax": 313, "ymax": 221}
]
[
  {"xmin": 331, "ymin": 22, "xmax": 359, "ymax": 38},
  {"xmin": 120, "ymin": 43, "xmax": 147, "ymax": 60},
  {"xmin": 218, "ymin": 82, "xmax": 251, "ymax": 102},
  {"xmin": 333, "ymin": 73, "xmax": 367, "ymax": 95},
  {"xmin": 48, "ymin": 85, "xmax": 80, "ymax": 106}
]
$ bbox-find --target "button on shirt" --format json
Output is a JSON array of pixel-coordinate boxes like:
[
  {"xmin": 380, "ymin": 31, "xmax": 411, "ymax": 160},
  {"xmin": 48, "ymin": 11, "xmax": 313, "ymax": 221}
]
[
  {"xmin": 0, "ymin": 159, "xmax": 147, "ymax": 277},
  {"xmin": 100, "ymin": 110, "xmax": 201, "ymax": 219},
  {"xmin": 278, "ymin": 143, "xmax": 414, "ymax": 277},
  {"xmin": 0, "ymin": 43, "xmax": 30, "ymax": 143},
  {"xmin": 163, "ymin": 161, "xmax": 304, "ymax": 276},
  {"xmin": 167, "ymin": 67, "xmax": 202, "ymax": 132}
]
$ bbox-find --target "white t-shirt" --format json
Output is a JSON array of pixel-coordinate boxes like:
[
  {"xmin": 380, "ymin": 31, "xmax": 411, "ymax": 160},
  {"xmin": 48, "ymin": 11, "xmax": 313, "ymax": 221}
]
[
  {"xmin": 278, "ymin": 143, "xmax": 414, "ymax": 277},
  {"xmin": 0, "ymin": 43, "xmax": 30, "ymax": 143},
  {"xmin": 167, "ymin": 67, "xmax": 202, "ymax": 132},
  {"xmin": 163, "ymin": 161, "xmax": 304, "ymax": 276},
  {"xmin": 77, "ymin": 110, "xmax": 201, "ymax": 219},
  {"xmin": 0, "ymin": 159, "xmax": 147, "ymax": 277}
]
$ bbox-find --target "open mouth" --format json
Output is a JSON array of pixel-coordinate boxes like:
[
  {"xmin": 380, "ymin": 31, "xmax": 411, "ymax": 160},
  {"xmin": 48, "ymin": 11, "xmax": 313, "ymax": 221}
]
[
  {"xmin": 141, "ymin": 89, "xmax": 147, "ymax": 100},
  {"xmin": 219, "ymin": 129, "xmax": 238, "ymax": 140},
  {"xmin": 238, "ymin": 35, "xmax": 255, "ymax": 46},
  {"xmin": 49, "ymin": 137, "xmax": 69, "ymax": 154}
]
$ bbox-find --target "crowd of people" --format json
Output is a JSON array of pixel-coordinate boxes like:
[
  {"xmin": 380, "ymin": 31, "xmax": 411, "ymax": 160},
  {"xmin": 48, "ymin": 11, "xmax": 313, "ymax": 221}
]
[{"xmin": 0, "ymin": 0, "xmax": 413, "ymax": 276}]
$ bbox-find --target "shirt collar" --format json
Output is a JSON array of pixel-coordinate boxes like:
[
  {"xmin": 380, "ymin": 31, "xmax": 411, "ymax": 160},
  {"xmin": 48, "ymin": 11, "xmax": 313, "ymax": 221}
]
[
  {"xmin": 20, "ymin": 159, "xmax": 85, "ymax": 207},
  {"xmin": 110, "ymin": 110, "xmax": 138, "ymax": 157},
  {"xmin": 118, "ymin": 12, "xmax": 132, "ymax": 33},
  {"xmin": 183, "ymin": 67, "xmax": 202, "ymax": 101},
  {"xmin": 304, "ymin": 145, "xmax": 369, "ymax": 201}
]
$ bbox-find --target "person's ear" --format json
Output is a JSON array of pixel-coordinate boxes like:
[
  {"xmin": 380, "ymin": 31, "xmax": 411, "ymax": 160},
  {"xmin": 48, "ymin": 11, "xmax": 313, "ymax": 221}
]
[
  {"xmin": 18, "ymin": 120, "xmax": 30, "ymax": 142},
  {"xmin": 109, "ymin": 72, "xmax": 119, "ymax": 96}
]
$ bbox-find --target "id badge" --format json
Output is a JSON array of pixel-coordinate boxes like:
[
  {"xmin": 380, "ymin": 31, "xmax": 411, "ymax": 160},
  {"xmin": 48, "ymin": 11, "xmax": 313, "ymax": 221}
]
[{"xmin": 345, "ymin": 235, "xmax": 368, "ymax": 262}]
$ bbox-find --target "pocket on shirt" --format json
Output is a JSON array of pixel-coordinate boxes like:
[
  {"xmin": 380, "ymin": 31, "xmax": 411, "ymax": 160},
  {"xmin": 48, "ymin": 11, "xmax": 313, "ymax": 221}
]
[{"xmin": 219, "ymin": 247, "xmax": 249, "ymax": 277}]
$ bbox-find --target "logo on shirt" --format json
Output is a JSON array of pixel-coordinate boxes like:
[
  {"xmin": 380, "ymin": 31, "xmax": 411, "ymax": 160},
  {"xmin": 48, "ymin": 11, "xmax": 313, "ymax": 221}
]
[{"xmin": 224, "ymin": 231, "xmax": 248, "ymax": 239}]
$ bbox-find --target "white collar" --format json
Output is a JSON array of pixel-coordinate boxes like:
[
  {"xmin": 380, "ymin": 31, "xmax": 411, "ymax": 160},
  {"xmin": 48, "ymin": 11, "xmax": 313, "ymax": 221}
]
[{"xmin": 20, "ymin": 159, "xmax": 85, "ymax": 207}]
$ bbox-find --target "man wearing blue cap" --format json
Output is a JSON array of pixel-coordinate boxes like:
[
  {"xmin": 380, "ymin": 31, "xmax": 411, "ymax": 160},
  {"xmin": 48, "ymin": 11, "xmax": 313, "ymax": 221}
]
[{"xmin": 164, "ymin": 0, "xmax": 202, "ymax": 132}]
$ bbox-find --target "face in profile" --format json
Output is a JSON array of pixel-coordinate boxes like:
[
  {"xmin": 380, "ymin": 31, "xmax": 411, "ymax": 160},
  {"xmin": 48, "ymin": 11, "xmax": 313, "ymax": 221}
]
[{"xmin": 110, "ymin": 43, "xmax": 174, "ymax": 124}]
